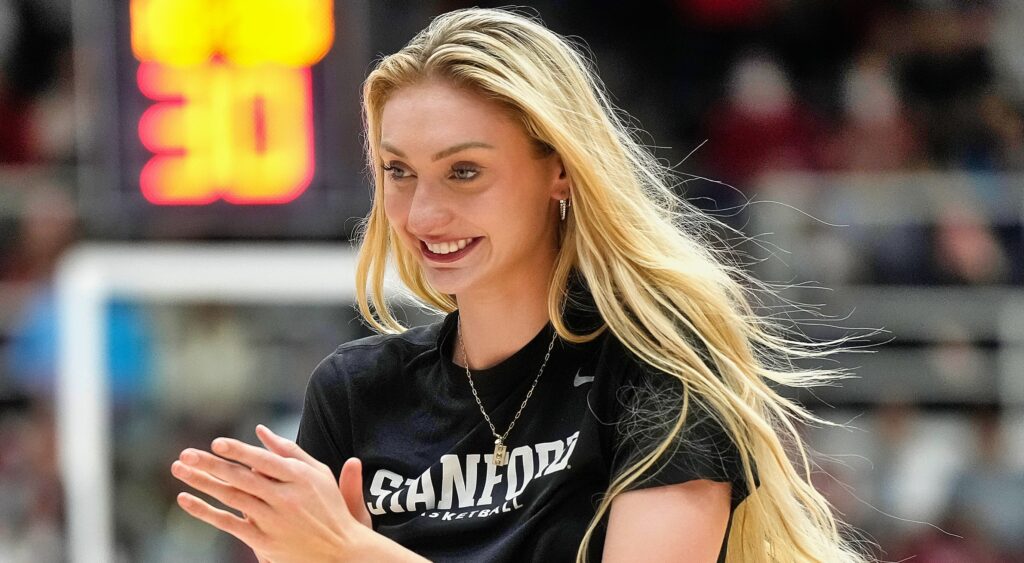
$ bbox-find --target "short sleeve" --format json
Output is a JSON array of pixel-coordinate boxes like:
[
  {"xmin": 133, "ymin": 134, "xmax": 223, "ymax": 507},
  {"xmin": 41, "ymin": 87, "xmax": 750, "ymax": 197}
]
[
  {"xmin": 295, "ymin": 351, "xmax": 351, "ymax": 479},
  {"xmin": 610, "ymin": 360, "xmax": 757, "ymax": 511}
]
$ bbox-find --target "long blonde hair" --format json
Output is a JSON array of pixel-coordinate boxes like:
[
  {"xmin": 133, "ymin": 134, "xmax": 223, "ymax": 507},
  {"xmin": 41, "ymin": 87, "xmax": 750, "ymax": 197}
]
[{"xmin": 355, "ymin": 7, "xmax": 877, "ymax": 562}]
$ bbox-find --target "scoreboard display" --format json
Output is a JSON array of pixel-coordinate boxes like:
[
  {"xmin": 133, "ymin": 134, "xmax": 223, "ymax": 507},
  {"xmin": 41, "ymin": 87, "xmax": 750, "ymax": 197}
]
[{"xmin": 81, "ymin": 0, "xmax": 370, "ymax": 239}]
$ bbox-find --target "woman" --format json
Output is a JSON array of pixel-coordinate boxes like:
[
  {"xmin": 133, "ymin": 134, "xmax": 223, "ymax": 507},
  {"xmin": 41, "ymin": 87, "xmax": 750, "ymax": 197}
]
[{"xmin": 170, "ymin": 7, "xmax": 874, "ymax": 562}]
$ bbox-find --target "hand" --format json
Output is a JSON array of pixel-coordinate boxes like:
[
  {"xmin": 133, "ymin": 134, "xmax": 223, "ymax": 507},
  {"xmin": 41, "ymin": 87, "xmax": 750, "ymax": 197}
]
[
  {"xmin": 249, "ymin": 438, "xmax": 373, "ymax": 563},
  {"xmin": 255, "ymin": 426, "xmax": 373, "ymax": 530},
  {"xmin": 171, "ymin": 424, "xmax": 422, "ymax": 563}
]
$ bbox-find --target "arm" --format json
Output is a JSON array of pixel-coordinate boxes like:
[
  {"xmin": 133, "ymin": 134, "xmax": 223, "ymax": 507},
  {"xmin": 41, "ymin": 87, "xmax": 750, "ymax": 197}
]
[{"xmin": 602, "ymin": 479, "xmax": 732, "ymax": 563}]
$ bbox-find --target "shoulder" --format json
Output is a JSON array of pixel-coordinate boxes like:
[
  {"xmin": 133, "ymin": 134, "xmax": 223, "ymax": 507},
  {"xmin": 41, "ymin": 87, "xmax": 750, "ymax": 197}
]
[
  {"xmin": 306, "ymin": 318, "xmax": 444, "ymax": 391},
  {"xmin": 335, "ymin": 320, "xmax": 442, "ymax": 362}
]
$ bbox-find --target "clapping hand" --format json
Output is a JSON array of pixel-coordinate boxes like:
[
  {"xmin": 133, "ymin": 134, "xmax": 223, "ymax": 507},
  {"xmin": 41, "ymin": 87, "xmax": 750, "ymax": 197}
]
[{"xmin": 170, "ymin": 424, "xmax": 423, "ymax": 562}]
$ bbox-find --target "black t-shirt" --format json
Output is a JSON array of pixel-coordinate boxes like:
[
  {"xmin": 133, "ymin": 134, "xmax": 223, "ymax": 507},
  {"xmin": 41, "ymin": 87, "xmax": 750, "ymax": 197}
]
[{"xmin": 296, "ymin": 293, "xmax": 755, "ymax": 562}]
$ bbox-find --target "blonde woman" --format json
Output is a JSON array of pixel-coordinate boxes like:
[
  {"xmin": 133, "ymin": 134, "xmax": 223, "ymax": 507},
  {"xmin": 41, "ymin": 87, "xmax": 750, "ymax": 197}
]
[{"xmin": 171, "ymin": 7, "xmax": 874, "ymax": 562}]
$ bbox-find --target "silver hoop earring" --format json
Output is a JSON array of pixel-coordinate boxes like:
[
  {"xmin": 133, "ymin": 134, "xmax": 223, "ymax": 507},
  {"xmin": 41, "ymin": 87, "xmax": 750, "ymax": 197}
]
[{"xmin": 559, "ymin": 199, "xmax": 569, "ymax": 221}]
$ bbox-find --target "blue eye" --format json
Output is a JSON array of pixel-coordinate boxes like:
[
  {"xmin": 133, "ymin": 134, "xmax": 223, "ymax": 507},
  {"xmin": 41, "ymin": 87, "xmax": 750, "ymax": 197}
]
[
  {"xmin": 451, "ymin": 166, "xmax": 479, "ymax": 181},
  {"xmin": 381, "ymin": 163, "xmax": 410, "ymax": 180}
]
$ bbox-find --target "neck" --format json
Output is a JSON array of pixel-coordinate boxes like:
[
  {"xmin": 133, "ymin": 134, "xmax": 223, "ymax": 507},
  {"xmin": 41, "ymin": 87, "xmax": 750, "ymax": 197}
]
[{"xmin": 453, "ymin": 271, "xmax": 554, "ymax": 372}]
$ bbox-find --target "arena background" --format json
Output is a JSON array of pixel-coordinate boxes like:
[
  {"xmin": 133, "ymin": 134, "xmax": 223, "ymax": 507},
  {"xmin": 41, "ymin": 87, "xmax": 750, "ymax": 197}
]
[{"xmin": 1, "ymin": 0, "xmax": 1022, "ymax": 561}]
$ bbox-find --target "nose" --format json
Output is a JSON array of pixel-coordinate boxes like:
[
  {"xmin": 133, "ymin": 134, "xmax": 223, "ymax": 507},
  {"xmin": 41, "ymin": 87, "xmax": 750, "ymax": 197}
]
[{"xmin": 405, "ymin": 179, "xmax": 454, "ymax": 237}]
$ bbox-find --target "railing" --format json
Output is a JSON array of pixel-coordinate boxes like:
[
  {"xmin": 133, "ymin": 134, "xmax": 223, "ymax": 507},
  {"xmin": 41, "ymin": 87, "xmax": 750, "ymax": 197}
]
[{"xmin": 747, "ymin": 172, "xmax": 1024, "ymax": 408}]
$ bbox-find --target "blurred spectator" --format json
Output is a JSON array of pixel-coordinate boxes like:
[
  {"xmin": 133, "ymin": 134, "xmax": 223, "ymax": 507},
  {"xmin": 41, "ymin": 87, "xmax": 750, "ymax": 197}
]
[
  {"xmin": 867, "ymin": 222, "xmax": 934, "ymax": 286},
  {"xmin": 0, "ymin": 0, "xmax": 31, "ymax": 163},
  {"xmin": 6, "ymin": 291, "xmax": 155, "ymax": 403},
  {"xmin": 976, "ymin": 92, "xmax": 1024, "ymax": 171},
  {"xmin": 0, "ymin": 0, "xmax": 70, "ymax": 164},
  {"xmin": 892, "ymin": 408, "xmax": 1024, "ymax": 562},
  {"xmin": 2, "ymin": 185, "xmax": 154, "ymax": 405},
  {"xmin": 892, "ymin": 521, "xmax": 1009, "ymax": 563},
  {"xmin": 153, "ymin": 303, "xmax": 256, "ymax": 425},
  {"xmin": 926, "ymin": 324, "xmax": 988, "ymax": 398},
  {"xmin": 0, "ymin": 402, "xmax": 64, "ymax": 563},
  {"xmin": 27, "ymin": 47, "xmax": 76, "ymax": 164},
  {"xmin": 674, "ymin": 0, "xmax": 772, "ymax": 29},
  {"xmin": 825, "ymin": 50, "xmax": 925, "ymax": 171},
  {"xmin": 930, "ymin": 203, "xmax": 1010, "ymax": 285},
  {"xmin": 898, "ymin": 4, "xmax": 1000, "ymax": 170},
  {"xmin": 990, "ymin": 0, "xmax": 1024, "ymax": 104},
  {"xmin": 0, "ymin": 184, "xmax": 77, "ymax": 283},
  {"xmin": 869, "ymin": 403, "xmax": 971, "ymax": 547},
  {"xmin": 0, "ymin": 79, "xmax": 34, "ymax": 164},
  {"xmin": 703, "ymin": 51, "xmax": 827, "ymax": 189},
  {"xmin": 945, "ymin": 409, "xmax": 1024, "ymax": 558}
]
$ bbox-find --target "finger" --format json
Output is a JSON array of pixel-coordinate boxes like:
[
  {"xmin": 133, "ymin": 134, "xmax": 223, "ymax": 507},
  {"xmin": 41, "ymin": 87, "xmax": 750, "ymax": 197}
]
[
  {"xmin": 255, "ymin": 424, "xmax": 326, "ymax": 471},
  {"xmin": 179, "ymin": 448, "xmax": 278, "ymax": 499},
  {"xmin": 172, "ymin": 460, "xmax": 271, "ymax": 520},
  {"xmin": 339, "ymin": 457, "xmax": 372, "ymax": 528},
  {"xmin": 177, "ymin": 491, "xmax": 267, "ymax": 550},
  {"xmin": 209, "ymin": 437, "xmax": 299, "ymax": 482}
]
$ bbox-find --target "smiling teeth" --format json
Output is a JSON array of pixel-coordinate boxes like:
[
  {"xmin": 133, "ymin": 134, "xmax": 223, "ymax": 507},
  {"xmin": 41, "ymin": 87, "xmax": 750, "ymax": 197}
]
[{"xmin": 426, "ymin": 238, "xmax": 474, "ymax": 254}]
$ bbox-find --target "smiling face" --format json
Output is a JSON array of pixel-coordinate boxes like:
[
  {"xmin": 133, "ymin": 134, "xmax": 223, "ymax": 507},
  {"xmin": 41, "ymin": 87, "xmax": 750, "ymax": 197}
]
[{"xmin": 379, "ymin": 79, "xmax": 569, "ymax": 299}]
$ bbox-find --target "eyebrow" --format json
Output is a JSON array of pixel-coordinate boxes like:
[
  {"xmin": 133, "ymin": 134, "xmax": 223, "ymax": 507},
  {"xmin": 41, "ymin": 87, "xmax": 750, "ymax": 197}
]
[{"xmin": 380, "ymin": 141, "xmax": 496, "ymax": 162}]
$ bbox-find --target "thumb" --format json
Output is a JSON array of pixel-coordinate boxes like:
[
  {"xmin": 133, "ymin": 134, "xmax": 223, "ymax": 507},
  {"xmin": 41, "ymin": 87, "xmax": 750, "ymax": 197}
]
[{"xmin": 339, "ymin": 457, "xmax": 373, "ymax": 528}]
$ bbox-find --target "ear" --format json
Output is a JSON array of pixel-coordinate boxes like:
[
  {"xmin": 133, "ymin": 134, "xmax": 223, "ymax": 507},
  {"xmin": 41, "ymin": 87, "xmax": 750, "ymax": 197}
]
[{"xmin": 548, "ymin": 152, "xmax": 571, "ymax": 201}]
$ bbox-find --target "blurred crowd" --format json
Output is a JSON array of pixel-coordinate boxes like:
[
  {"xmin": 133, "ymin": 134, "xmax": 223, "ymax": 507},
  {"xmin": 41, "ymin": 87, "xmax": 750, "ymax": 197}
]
[
  {"xmin": 1, "ymin": 0, "xmax": 1023, "ymax": 561},
  {"xmin": 543, "ymin": 0, "xmax": 1023, "ymax": 286}
]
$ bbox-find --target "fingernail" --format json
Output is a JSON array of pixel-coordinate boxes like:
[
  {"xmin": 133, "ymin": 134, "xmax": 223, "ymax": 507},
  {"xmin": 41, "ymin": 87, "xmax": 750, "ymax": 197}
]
[
  {"xmin": 181, "ymin": 450, "xmax": 199, "ymax": 464},
  {"xmin": 172, "ymin": 461, "xmax": 191, "ymax": 476},
  {"xmin": 212, "ymin": 439, "xmax": 229, "ymax": 453}
]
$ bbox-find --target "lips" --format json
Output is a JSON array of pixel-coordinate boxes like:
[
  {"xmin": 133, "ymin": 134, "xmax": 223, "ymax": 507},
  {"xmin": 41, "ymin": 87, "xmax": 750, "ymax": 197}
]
[{"xmin": 420, "ymin": 236, "xmax": 482, "ymax": 263}]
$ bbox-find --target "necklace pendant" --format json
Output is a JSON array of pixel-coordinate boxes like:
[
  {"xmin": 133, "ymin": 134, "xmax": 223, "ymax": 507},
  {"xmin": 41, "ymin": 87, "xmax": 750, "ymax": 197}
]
[{"xmin": 492, "ymin": 438, "xmax": 509, "ymax": 466}]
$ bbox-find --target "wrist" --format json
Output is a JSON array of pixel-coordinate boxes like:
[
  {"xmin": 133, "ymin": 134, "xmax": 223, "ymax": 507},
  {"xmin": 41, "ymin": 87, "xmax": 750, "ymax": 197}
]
[{"xmin": 343, "ymin": 530, "xmax": 431, "ymax": 563}]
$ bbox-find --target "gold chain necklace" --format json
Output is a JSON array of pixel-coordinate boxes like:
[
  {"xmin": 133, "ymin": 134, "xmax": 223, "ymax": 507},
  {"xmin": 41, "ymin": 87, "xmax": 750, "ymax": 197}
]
[{"xmin": 456, "ymin": 316, "xmax": 558, "ymax": 466}]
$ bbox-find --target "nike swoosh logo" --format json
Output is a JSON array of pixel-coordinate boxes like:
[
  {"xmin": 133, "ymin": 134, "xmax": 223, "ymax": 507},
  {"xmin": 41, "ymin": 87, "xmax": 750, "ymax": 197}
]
[{"xmin": 573, "ymin": 369, "xmax": 595, "ymax": 388}]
